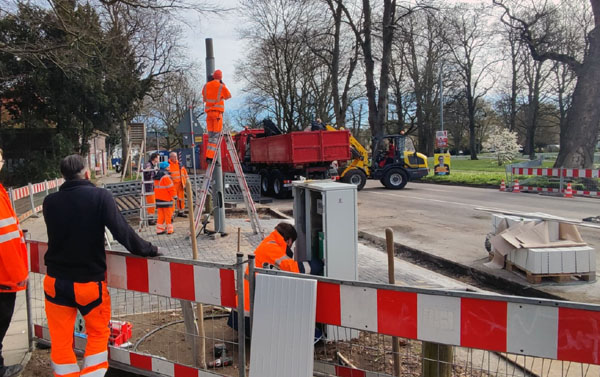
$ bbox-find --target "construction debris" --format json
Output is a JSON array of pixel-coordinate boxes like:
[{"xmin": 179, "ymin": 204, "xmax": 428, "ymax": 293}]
[{"xmin": 482, "ymin": 210, "xmax": 596, "ymax": 284}]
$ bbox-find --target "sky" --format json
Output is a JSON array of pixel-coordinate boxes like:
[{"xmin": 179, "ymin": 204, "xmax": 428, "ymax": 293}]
[{"xmin": 182, "ymin": 0, "xmax": 247, "ymax": 112}]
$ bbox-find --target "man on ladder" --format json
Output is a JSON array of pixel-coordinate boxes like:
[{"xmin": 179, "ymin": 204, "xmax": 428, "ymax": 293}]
[
  {"xmin": 167, "ymin": 152, "xmax": 188, "ymax": 218},
  {"xmin": 202, "ymin": 69, "xmax": 231, "ymax": 163}
]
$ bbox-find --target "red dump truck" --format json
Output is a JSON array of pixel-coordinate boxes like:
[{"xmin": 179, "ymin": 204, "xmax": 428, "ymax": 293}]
[{"xmin": 200, "ymin": 127, "xmax": 351, "ymax": 198}]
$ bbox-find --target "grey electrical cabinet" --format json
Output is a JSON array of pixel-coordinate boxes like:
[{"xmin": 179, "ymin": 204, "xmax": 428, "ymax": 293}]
[{"xmin": 292, "ymin": 181, "xmax": 358, "ymax": 281}]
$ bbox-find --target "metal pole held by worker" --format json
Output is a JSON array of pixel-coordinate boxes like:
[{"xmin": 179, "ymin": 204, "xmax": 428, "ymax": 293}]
[{"xmin": 205, "ymin": 37, "xmax": 226, "ymax": 234}]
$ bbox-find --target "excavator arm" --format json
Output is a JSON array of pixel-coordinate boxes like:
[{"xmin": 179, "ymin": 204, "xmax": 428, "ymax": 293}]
[{"xmin": 325, "ymin": 125, "xmax": 370, "ymax": 176}]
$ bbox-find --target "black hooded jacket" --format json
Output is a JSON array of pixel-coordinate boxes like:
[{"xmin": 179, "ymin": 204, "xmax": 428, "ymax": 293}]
[{"xmin": 43, "ymin": 179, "xmax": 157, "ymax": 282}]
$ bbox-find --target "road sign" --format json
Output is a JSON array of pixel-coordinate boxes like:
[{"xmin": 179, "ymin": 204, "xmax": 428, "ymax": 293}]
[{"xmin": 435, "ymin": 130, "xmax": 448, "ymax": 148}]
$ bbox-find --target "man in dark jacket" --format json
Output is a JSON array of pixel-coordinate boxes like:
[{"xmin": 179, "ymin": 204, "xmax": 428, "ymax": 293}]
[{"xmin": 42, "ymin": 154, "xmax": 161, "ymax": 377}]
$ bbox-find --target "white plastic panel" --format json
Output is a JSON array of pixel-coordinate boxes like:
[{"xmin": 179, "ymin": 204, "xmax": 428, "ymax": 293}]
[
  {"xmin": 249, "ymin": 274, "xmax": 317, "ymax": 377},
  {"xmin": 507, "ymin": 302, "xmax": 558, "ymax": 358}
]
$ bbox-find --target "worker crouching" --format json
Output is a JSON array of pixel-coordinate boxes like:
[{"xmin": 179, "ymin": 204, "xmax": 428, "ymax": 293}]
[{"xmin": 154, "ymin": 162, "xmax": 176, "ymax": 235}]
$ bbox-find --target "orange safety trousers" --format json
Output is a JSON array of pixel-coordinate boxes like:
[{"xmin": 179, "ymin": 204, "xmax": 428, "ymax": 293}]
[
  {"xmin": 156, "ymin": 207, "xmax": 174, "ymax": 234},
  {"xmin": 205, "ymin": 111, "xmax": 223, "ymax": 159},
  {"xmin": 145, "ymin": 194, "xmax": 156, "ymax": 215},
  {"xmin": 44, "ymin": 276, "xmax": 111, "ymax": 377},
  {"xmin": 174, "ymin": 185, "xmax": 185, "ymax": 211}
]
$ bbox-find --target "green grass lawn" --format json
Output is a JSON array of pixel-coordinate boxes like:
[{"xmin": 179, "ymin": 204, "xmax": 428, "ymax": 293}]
[{"xmin": 421, "ymin": 155, "xmax": 556, "ymax": 186}]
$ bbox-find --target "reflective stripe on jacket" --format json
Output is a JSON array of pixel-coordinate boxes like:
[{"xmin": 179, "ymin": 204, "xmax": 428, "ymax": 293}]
[
  {"xmin": 167, "ymin": 162, "xmax": 188, "ymax": 186},
  {"xmin": 202, "ymin": 80, "xmax": 231, "ymax": 113},
  {"xmin": 154, "ymin": 174, "xmax": 176, "ymax": 203},
  {"xmin": 0, "ymin": 183, "xmax": 28, "ymax": 292}
]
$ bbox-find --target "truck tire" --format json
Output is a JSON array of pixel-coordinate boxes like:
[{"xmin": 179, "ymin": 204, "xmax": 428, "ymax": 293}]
[
  {"xmin": 382, "ymin": 169, "xmax": 408, "ymax": 190},
  {"xmin": 342, "ymin": 169, "xmax": 367, "ymax": 191},
  {"xmin": 269, "ymin": 169, "xmax": 286, "ymax": 198},
  {"xmin": 259, "ymin": 169, "xmax": 271, "ymax": 195}
]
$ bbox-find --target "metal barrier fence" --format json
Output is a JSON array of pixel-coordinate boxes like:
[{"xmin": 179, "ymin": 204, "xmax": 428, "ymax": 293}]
[
  {"xmin": 510, "ymin": 167, "xmax": 600, "ymax": 197},
  {"xmin": 103, "ymin": 174, "xmax": 262, "ymax": 216},
  {"xmin": 251, "ymin": 269, "xmax": 600, "ymax": 377},
  {"xmin": 8, "ymin": 178, "xmax": 65, "ymax": 222},
  {"xmin": 27, "ymin": 240, "xmax": 249, "ymax": 377},
  {"xmin": 26, "ymin": 240, "xmax": 600, "ymax": 377}
]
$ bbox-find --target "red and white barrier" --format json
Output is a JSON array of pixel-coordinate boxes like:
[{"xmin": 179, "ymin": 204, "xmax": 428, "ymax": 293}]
[
  {"xmin": 28, "ymin": 241, "xmax": 237, "ymax": 308},
  {"xmin": 313, "ymin": 281, "xmax": 600, "ymax": 365},
  {"xmin": 315, "ymin": 361, "xmax": 386, "ymax": 377},
  {"xmin": 512, "ymin": 167, "xmax": 600, "ymax": 178},
  {"xmin": 31, "ymin": 182, "xmax": 46, "ymax": 195},
  {"xmin": 28, "ymin": 239, "xmax": 600, "ymax": 369},
  {"xmin": 11, "ymin": 185, "xmax": 30, "ymax": 201},
  {"xmin": 33, "ymin": 325, "xmax": 221, "ymax": 377}
]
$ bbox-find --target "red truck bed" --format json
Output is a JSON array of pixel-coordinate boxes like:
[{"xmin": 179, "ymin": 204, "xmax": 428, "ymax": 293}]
[{"xmin": 250, "ymin": 130, "xmax": 350, "ymax": 164}]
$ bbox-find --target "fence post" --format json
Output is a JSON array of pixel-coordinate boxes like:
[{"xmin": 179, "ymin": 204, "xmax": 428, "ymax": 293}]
[
  {"xmin": 385, "ymin": 229, "xmax": 401, "ymax": 377},
  {"xmin": 24, "ymin": 234, "xmax": 34, "ymax": 352},
  {"xmin": 247, "ymin": 254, "xmax": 255, "ymax": 339},
  {"xmin": 28, "ymin": 183, "xmax": 38, "ymax": 218},
  {"xmin": 44, "ymin": 180, "xmax": 49, "ymax": 196},
  {"xmin": 236, "ymin": 253, "xmax": 247, "ymax": 377},
  {"xmin": 559, "ymin": 168, "xmax": 564, "ymax": 195},
  {"xmin": 8, "ymin": 187, "xmax": 15, "ymax": 213},
  {"xmin": 55, "ymin": 178, "xmax": 59, "ymax": 192}
]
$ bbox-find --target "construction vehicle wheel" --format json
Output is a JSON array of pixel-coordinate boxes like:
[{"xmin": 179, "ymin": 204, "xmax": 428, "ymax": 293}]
[
  {"xmin": 342, "ymin": 169, "xmax": 367, "ymax": 191},
  {"xmin": 382, "ymin": 169, "xmax": 408, "ymax": 190},
  {"xmin": 269, "ymin": 169, "xmax": 286, "ymax": 198},
  {"xmin": 259, "ymin": 169, "xmax": 270, "ymax": 195}
]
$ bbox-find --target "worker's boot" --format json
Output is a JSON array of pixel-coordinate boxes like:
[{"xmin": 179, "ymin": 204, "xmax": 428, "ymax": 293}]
[
  {"xmin": 0, "ymin": 364, "xmax": 23, "ymax": 377},
  {"xmin": 177, "ymin": 212, "xmax": 187, "ymax": 218}
]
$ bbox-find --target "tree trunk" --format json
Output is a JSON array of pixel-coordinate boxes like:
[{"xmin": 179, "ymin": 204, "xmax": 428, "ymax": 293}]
[
  {"xmin": 555, "ymin": 28, "xmax": 600, "ymax": 168},
  {"xmin": 361, "ymin": 0, "xmax": 380, "ymax": 152},
  {"xmin": 375, "ymin": 0, "xmax": 396, "ymax": 148},
  {"xmin": 330, "ymin": 1, "xmax": 343, "ymax": 126}
]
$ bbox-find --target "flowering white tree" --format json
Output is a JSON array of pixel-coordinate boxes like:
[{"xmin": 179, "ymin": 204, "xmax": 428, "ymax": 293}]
[{"xmin": 483, "ymin": 126, "xmax": 522, "ymax": 166}]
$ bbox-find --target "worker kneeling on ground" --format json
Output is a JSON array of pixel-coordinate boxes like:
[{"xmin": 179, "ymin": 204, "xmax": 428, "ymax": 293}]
[
  {"xmin": 229, "ymin": 223, "xmax": 324, "ymax": 334},
  {"xmin": 155, "ymin": 161, "xmax": 176, "ymax": 235},
  {"xmin": 42, "ymin": 154, "xmax": 161, "ymax": 377}
]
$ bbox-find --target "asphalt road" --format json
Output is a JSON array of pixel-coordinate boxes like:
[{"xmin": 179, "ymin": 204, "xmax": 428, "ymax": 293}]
[{"xmin": 356, "ymin": 180, "xmax": 600, "ymax": 272}]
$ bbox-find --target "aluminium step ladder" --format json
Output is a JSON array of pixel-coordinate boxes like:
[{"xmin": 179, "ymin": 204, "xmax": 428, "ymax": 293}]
[{"xmin": 193, "ymin": 132, "xmax": 264, "ymax": 238}]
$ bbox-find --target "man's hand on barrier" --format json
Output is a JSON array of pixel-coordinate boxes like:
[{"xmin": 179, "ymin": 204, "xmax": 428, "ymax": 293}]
[{"xmin": 151, "ymin": 247, "xmax": 165, "ymax": 257}]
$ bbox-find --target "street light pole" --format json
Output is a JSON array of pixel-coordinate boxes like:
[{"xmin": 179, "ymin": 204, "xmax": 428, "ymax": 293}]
[
  {"xmin": 439, "ymin": 61, "xmax": 444, "ymax": 132},
  {"xmin": 206, "ymin": 38, "xmax": 226, "ymax": 235}
]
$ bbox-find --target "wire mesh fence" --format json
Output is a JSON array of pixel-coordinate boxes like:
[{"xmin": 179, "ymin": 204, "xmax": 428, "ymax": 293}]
[
  {"xmin": 27, "ymin": 252, "xmax": 248, "ymax": 377},
  {"xmin": 314, "ymin": 325, "xmax": 600, "ymax": 377}
]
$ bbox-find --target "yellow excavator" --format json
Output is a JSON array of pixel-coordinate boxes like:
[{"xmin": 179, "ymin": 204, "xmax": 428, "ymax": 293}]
[{"xmin": 326, "ymin": 125, "xmax": 429, "ymax": 190}]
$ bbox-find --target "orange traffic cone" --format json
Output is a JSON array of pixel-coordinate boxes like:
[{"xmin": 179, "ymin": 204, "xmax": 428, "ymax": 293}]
[
  {"xmin": 513, "ymin": 179, "xmax": 520, "ymax": 193},
  {"xmin": 564, "ymin": 183, "xmax": 573, "ymax": 198},
  {"xmin": 500, "ymin": 179, "xmax": 506, "ymax": 192}
]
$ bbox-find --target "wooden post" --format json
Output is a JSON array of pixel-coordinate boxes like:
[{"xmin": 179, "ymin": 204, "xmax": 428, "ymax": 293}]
[
  {"xmin": 186, "ymin": 180, "xmax": 206, "ymax": 368},
  {"xmin": 386, "ymin": 228, "xmax": 401, "ymax": 377},
  {"xmin": 423, "ymin": 343, "xmax": 453, "ymax": 377}
]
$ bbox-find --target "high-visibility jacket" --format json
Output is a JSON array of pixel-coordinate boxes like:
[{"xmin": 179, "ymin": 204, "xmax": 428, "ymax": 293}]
[
  {"xmin": 154, "ymin": 171, "xmax": 176, "ymax": 207},
  {"xmin": 167, "ymin": 161, "xmax": 188, "ymax": 186},
  {"xmin": 0, "ymin": 183, "xmax": 28, "ymax": 292},
  {"xmin": 241, "ymin": 230, "xmax": 310, "ymax": 311},
  {"xmin": 202, "ymin": 80, "xmax": 231, "ymax": 113}
]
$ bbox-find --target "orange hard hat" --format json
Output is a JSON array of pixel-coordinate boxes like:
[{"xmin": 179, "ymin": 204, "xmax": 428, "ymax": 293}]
[{"xmin": 213, "ymin": 70, "xmax": 222, "ymax": 80}]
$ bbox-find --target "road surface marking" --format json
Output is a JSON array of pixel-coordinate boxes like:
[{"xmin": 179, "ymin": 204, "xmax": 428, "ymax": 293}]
[{"xmin": 362, "ymin": 190, "xmax": 480, "ymax": 208}]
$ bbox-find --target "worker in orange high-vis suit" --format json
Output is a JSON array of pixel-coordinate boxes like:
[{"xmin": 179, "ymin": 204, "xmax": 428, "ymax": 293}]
[
  {"xmin": 202, "ymin": 69, "xmax": 231, "ymax": 161},
  {"xmin": 167, "ymin": 152, "xmax": 188, "ymax": 217},
  {"xmin": 229, "ymin": 222, "xmax": 323, "ymax": 334},
  {"xmin": 0, "ymin": 148, "xmax": 29, "ymax": 377},
  {"xmin": 154, "ymin": 161, "xmax": 176, "ymax": 234},
  {"xmin": 43, "ymin": 154, "xmax": 160, "ymax": 377}
]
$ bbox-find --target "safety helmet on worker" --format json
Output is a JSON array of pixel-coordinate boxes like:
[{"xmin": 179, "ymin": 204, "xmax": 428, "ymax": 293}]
[
  {"xmin": 212, "ymin": 70, "xmax": 222, "ymax": 80},
  {"xmin": 159, "ymin": 161, "xmax": 169, "ymax": 170}
]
